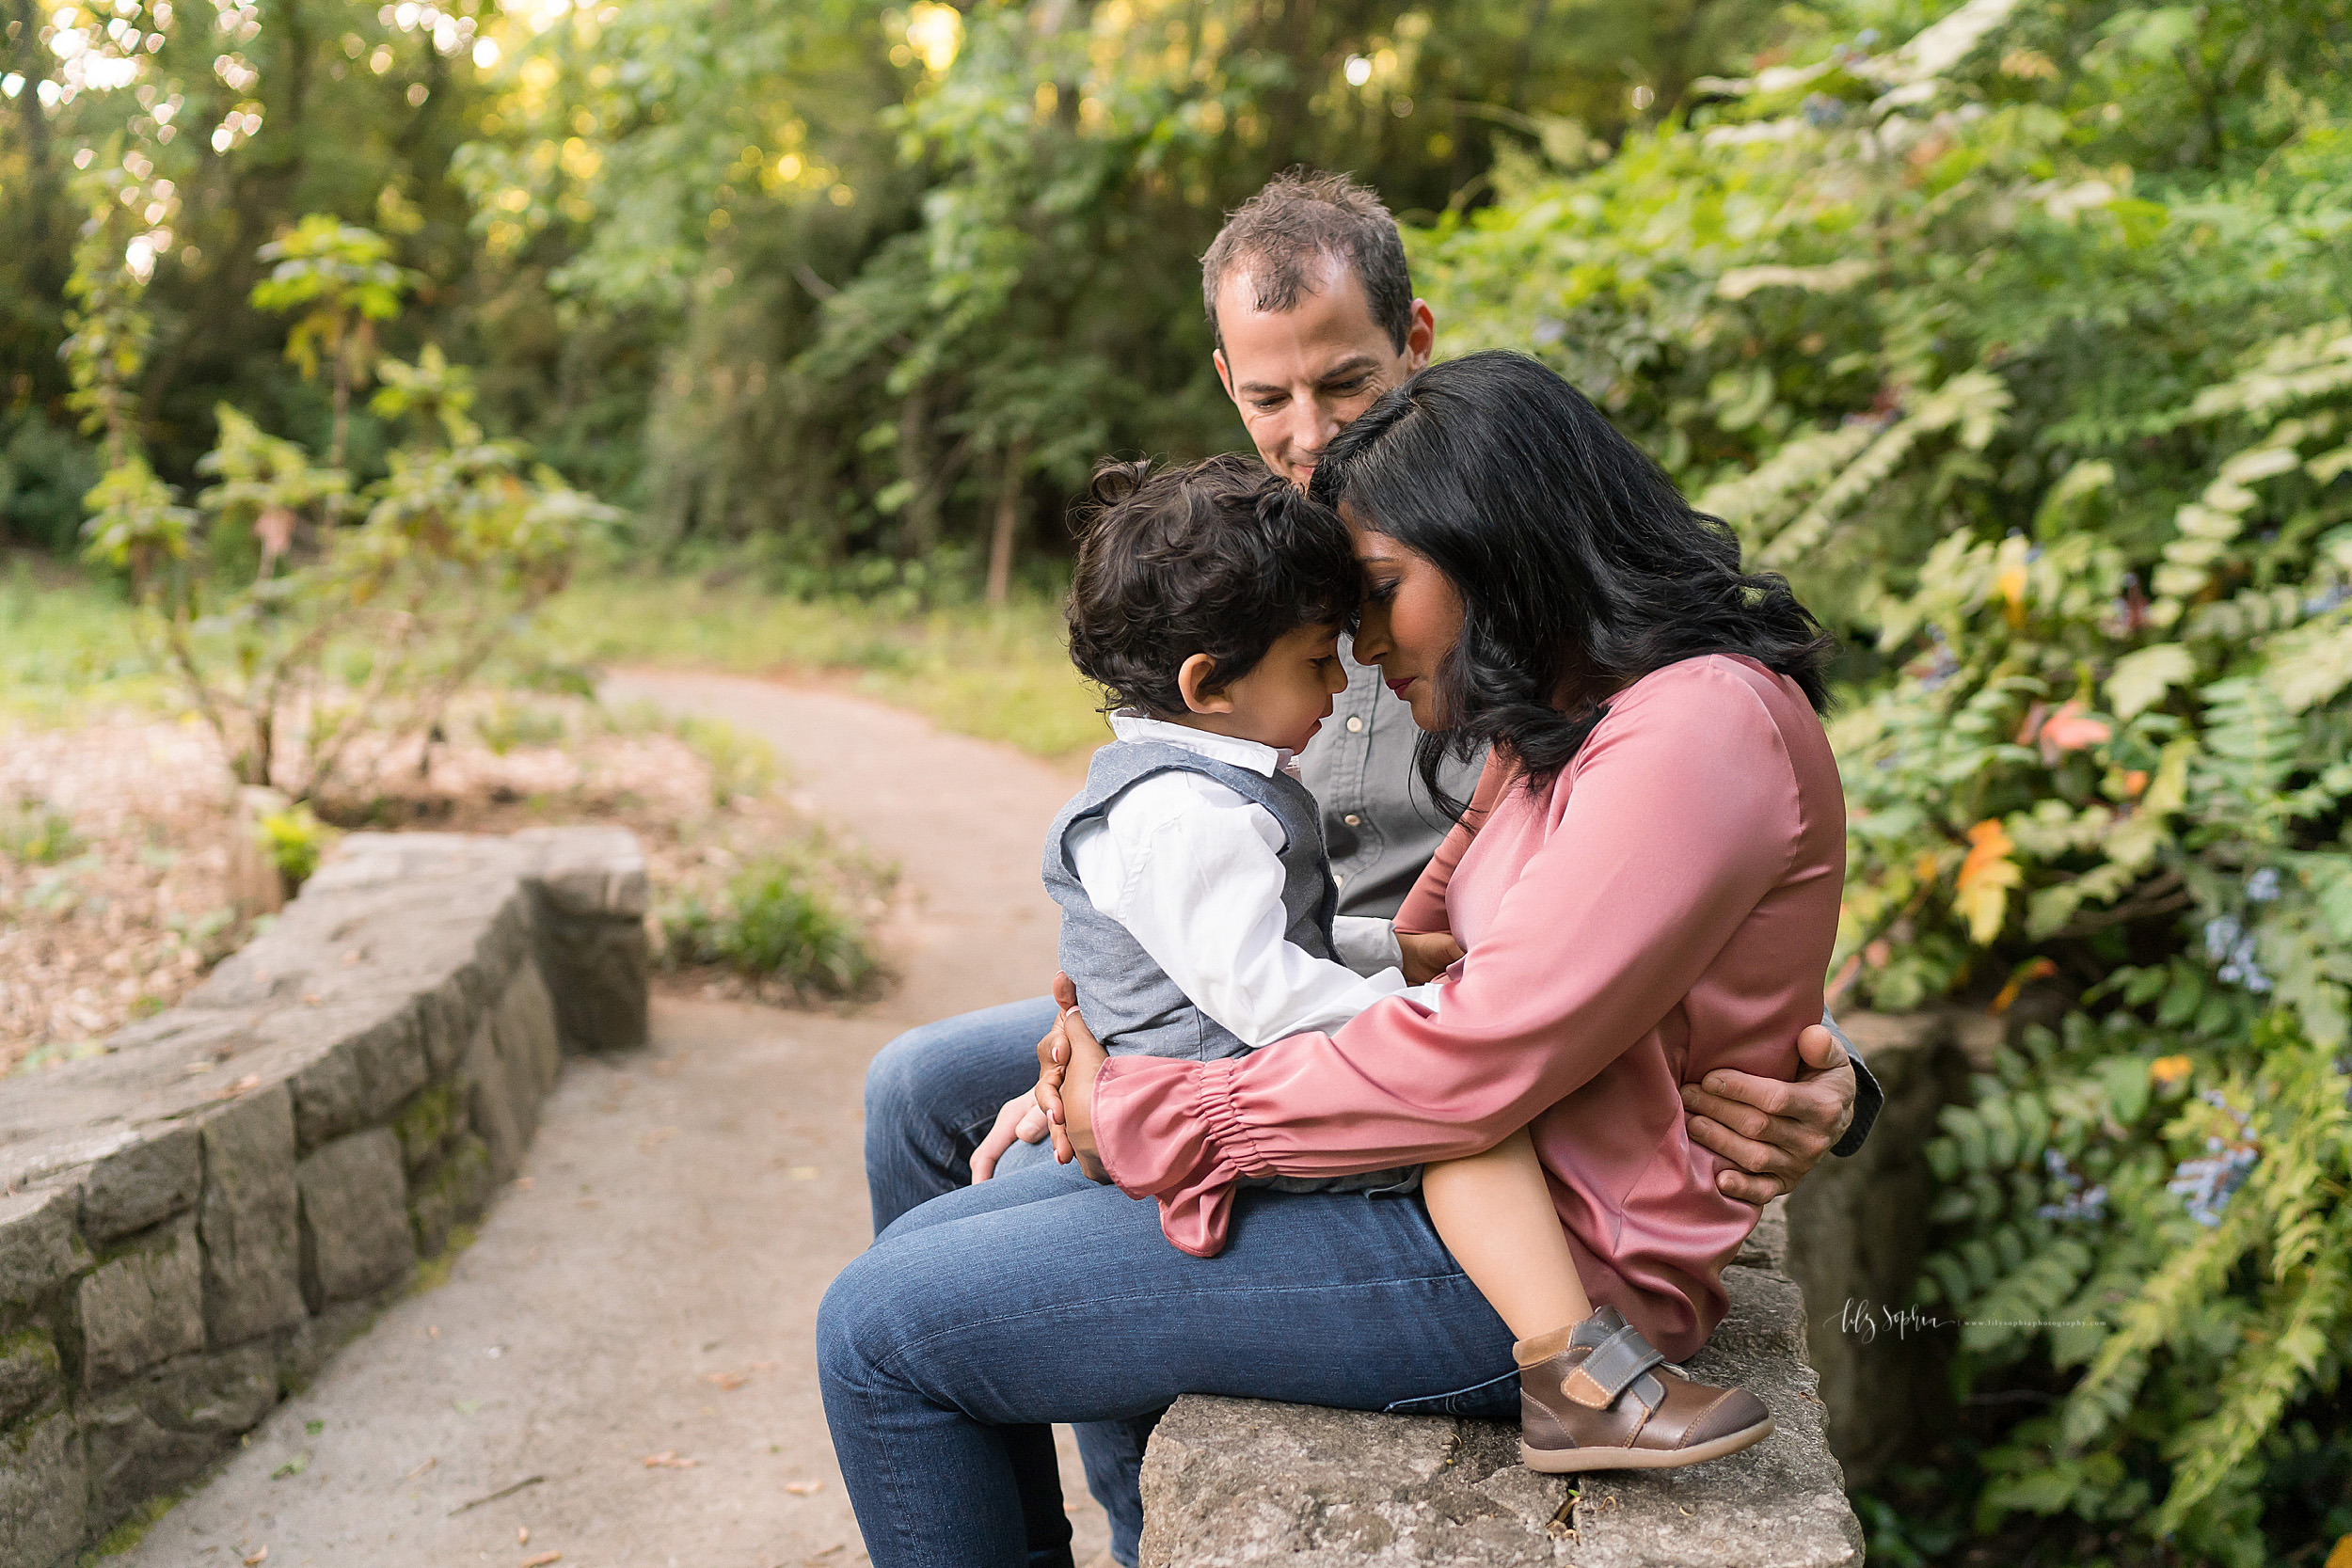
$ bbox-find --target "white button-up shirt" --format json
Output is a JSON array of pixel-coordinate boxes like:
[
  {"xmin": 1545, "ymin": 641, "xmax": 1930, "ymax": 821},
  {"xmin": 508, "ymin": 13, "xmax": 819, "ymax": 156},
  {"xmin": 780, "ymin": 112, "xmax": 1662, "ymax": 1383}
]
[{"xmin": 1066, "ymin": 712, "xmax": 1439, "ymax": 1050}]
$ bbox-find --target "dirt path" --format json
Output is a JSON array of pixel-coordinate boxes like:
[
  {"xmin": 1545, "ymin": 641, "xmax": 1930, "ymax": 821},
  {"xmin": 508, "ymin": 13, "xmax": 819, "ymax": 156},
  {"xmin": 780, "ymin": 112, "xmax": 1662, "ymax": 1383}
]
[{"xmin": 123, "ymin": 672, "xmax": 1102, "ymax": 1568}]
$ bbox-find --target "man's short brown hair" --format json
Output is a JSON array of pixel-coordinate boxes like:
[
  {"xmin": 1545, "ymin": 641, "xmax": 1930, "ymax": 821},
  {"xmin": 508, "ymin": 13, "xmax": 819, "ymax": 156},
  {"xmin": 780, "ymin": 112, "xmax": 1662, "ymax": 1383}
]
[{"xmin": 1200, "ymin": 168, "xmax": 1414, "ymax": 355}]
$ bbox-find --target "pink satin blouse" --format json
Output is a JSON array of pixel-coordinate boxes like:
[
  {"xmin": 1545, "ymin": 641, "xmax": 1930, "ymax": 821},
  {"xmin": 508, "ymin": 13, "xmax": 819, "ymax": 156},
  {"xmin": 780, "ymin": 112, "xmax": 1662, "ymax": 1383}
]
[{"xmin": 1090, "ymin": 654, "xmax": 1845, "ymax": 1359}]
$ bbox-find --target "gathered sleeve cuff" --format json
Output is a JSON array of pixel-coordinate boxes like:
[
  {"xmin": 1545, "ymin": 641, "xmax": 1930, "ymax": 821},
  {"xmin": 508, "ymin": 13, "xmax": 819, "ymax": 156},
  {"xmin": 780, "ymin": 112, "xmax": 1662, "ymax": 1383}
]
[{"xmin": 1094, "ymin": 1054, "xmax": 1264, "ymax": 1257}]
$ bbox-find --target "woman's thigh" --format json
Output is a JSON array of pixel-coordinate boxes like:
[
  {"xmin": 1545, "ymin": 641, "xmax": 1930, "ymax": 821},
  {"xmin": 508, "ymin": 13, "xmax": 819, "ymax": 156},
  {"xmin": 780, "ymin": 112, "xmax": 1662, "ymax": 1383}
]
[{"xmin": 821, "ymin": 1180, "xmax": 1519, "ymax": 1426}]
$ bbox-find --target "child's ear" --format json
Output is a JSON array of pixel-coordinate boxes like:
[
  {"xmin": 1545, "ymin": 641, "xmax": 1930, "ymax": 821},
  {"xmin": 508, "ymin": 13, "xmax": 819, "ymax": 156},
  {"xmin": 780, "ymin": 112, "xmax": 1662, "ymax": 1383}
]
[{"xmin": 1177, "ymin": 654, "xmax": 1234, "ymax": 715}]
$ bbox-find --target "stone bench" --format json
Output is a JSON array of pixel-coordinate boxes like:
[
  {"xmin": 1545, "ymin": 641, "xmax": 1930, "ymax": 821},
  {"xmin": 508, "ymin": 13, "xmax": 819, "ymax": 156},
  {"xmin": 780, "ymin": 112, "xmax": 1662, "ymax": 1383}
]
[
  {"xmin": 1136, "ymin": 1202, "xmax": 1864, "ymax": 1567},
  {"xmin": 0, "ymin": 829, "xmax": 646, "ymax": 1568}
]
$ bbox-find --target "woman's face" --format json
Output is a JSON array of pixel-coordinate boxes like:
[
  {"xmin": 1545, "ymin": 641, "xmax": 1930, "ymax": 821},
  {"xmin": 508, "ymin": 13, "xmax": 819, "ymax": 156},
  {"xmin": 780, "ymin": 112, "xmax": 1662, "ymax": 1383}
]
[{"xmin": 1345, "ymin": 511, "xmax": 1463, "ymax": 731}]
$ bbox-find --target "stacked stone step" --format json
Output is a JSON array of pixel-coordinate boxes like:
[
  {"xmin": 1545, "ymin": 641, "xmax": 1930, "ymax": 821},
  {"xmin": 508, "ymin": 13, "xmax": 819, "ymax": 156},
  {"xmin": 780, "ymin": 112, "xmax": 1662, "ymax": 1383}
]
[{"xmin": 0, "ymin": 829, "xmax": 646, "ymax": 1568}]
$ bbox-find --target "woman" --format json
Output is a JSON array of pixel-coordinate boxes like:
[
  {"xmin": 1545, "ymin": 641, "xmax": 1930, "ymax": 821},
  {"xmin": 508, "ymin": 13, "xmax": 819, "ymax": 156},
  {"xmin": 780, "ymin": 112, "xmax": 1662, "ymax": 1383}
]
[{"xmin": 817, "ymin": 352, "xmax": 1844, "ymax": 1568}]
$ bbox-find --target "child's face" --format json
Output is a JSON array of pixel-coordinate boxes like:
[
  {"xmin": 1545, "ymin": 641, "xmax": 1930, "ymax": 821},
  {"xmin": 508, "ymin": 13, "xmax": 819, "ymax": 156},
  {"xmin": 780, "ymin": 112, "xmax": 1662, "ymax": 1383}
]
[{"xmin": 1182, "ymin": 622, "xmax": 1350, "ymax": 753}]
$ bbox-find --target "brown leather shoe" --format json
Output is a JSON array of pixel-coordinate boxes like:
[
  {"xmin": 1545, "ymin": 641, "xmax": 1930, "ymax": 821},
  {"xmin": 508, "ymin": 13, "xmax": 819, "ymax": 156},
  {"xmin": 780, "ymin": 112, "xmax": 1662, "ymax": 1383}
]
[{"xmin": 1514, "ymin": 1306, "xmax": 1772, "ymax": 1473}]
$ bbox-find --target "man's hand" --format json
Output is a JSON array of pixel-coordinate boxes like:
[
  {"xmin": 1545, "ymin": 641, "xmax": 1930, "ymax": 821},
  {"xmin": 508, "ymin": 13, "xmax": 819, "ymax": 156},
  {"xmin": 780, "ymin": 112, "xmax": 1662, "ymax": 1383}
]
[
  {"xmin": 1681, "ymin": 1023, "xmax": 1856, "ymax": 1205},
  {"xmin": 970, "ymin": 1093, "xmax": 1051, "ymax": 1182},
  {"xmin": 1034, "ymin": 973, "xmax": 1110, "ymax": 1181},
  {"xmin": 1396, "ymin": 930, "xmax": 1466, "ymax": 985}
]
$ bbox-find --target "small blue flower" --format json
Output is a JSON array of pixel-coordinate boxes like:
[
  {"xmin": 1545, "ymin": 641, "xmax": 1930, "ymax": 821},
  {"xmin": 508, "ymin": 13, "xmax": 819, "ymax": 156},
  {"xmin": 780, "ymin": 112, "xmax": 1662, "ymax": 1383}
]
[
  {"xmin": 2246, "ymin": 867, "xmax": 2281, "ymax": 903},
  {"xmin": 1803, "ymin": 93, "xmax": 1846, "ymax": 128},
  {"xmin": 2038, "ymin": 1150, "xmax": 2108, "ymax": 1223},
  {"xmin": 2203, "ymin": 916, "xmax": 2243, "ymax": 963},
  {"xmin": 2168, "ymin": 1146, "xmax": 2257, "ymax": 1226}
]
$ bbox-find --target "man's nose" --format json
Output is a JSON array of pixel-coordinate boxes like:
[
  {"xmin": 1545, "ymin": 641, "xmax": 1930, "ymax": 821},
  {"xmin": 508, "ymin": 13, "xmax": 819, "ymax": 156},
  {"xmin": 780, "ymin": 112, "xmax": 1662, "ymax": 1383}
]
[{"xmin": 1284, "ymin": 399, "xmax": 1336, "ymax": 462}]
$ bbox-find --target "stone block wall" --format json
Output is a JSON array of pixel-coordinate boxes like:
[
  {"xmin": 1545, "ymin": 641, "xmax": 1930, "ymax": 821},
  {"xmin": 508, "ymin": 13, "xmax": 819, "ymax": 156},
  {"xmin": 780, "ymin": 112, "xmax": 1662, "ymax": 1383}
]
[
  {"xmin": 1783, "ymin": 1009, "xmax": 1974, "ymax": 1488},
  {"xmin": 1137, "ymin": 1204, "xmax": 1863, "ymax": 1567},
  {"xmin": 0, "ymin": 828, "xmax": 645, "ymax": 1568}
]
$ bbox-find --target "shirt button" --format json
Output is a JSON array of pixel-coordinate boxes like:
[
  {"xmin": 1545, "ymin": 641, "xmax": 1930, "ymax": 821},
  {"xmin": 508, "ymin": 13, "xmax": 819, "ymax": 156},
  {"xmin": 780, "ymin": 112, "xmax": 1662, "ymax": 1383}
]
[
  {"xmin": 1344, "ymin": 716, "xmax": 1364, "ymax": 733},
  {"xmin": 1343, "ymin": 814, "xmax": 1361, "ymax": 827},
  {"xmin": 1333, "ymin": 874, "xmax": 1347, "ymax": 889}
]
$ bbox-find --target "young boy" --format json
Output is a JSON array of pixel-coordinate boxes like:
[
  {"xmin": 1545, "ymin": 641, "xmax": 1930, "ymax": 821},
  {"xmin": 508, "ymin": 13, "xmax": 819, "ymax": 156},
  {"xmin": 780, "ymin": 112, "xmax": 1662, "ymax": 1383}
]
[{"xmin": 1046, "ymin": 452, "xmax": 1773, "ymax": 1473}]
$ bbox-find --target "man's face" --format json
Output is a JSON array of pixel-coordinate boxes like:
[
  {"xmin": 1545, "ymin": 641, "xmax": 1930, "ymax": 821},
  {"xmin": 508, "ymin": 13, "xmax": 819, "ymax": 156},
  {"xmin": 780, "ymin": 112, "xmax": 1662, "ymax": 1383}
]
[{"xmin": 1212, "ymin": 255, "xmax": 1434, "ymax": 488}]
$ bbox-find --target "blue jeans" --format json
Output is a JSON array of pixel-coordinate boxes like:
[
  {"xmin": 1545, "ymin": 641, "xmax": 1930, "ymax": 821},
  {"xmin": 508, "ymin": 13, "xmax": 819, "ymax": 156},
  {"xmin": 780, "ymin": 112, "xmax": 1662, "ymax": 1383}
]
[
  {"xmin": 863, "ymin": 996, "xmax": 1063, "ymax": 1236},
  {"xmin": 830, "ymin": 1042, "xmax": 1520, "ymax": 1568}
]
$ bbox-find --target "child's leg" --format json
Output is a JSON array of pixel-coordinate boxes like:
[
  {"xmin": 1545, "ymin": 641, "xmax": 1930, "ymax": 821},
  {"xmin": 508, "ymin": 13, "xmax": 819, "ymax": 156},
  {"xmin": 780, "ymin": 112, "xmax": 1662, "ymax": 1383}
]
[
  {"xmin": 1430, "ymin": 1128, "xmax": 1774, "ymax": 1474},
  {"xmin": 1421, "ymin": 1127, "xmax": 1591, "ymax": 1339}
]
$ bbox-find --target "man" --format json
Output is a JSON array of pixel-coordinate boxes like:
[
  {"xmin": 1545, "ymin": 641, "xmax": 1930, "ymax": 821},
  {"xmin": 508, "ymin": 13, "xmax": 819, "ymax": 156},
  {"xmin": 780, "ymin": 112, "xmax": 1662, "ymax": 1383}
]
[{"xmin": 859, "ymin": 168, "xmax": 1878, "ymax": 1566}]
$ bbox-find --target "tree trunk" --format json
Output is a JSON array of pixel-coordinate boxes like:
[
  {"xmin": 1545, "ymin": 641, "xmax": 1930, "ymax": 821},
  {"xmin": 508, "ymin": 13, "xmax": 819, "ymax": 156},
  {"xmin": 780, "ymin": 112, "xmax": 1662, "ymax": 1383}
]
[
  {"xmin": 10, "ymin": 0, "xmax": 61, "ymax": 293},
  {"xmin": 330, "ymin": 319, "xmax": 351, "ymax": 472},
  {"xmin": 897, "ymin": 389, "xmax": 941, "ymax": 560},
  {"xmin": 985, "ymin": 444, "xmax": 1029, "ymax": 607}
]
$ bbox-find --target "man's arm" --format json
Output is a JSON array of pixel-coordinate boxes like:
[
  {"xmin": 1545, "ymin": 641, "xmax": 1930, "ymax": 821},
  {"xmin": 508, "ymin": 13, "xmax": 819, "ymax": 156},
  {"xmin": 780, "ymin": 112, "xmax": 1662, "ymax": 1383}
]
[{"xmin": 1680, "ymin": 1012, "xmax": 1872, "ymax": 1205}]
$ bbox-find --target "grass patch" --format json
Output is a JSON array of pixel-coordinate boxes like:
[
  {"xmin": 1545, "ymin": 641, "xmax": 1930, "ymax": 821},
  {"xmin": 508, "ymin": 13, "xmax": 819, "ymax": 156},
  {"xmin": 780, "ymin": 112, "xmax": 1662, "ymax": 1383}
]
[
  {"xmin": 0, "ymin": 802, "xmax": 80, "ymax": 864},
  {"xmin": 0, "ymin": 553, "xmax": 167, "ymax": 724},
  {"xmin": 81, "ymin": 1493, "xmax": 179, "ymax": 1560},
  {"xmin": 660, "ymin": 852, "xmax": 883, "ymax": 1000},
  {"xmin": 4, "ymin": 555, "xmax": 1108, "ymax": 760},
  {"xmin": 528, "ymin": 572, "xmax": 1106, "ymax": 760}
]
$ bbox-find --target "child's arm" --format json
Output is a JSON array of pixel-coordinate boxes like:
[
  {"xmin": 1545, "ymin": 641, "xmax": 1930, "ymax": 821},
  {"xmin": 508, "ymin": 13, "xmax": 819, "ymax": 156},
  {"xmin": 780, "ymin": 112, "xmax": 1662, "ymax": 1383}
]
[
  {"xmin": 1330, "ymin": 915, "xmax": 1403, "ymax": 978},
  {"xmin": 1070, "ymin": 773, "xmax": 1440, "ymax": 1047}
]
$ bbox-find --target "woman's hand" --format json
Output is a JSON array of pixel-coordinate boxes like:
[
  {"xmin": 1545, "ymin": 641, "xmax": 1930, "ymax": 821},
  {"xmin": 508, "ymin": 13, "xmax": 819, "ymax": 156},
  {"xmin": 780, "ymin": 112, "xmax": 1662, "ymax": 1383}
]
[
  {"xmin": 970, "ymin": 1093, "xmax": 1051, "ymax": 1182},
  {"xmin": 1034, "ymin": 973, "xmax": 1111, "ymax": 1181},
  {"xmin": 1680, "ymin": 1023, "xmax": 1856, "ymax": 1204},
  {"xmin": 1396, "ymin": 930, "xmax": 1466, "ymax": 985}
]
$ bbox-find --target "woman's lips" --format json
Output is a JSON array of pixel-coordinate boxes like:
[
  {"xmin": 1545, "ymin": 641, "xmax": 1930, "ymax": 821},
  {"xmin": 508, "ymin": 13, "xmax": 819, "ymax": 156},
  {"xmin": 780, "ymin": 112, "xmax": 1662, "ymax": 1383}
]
[{"xmin": 1385, "ymin": 677, "xmax": 1414, "ymax": 698}]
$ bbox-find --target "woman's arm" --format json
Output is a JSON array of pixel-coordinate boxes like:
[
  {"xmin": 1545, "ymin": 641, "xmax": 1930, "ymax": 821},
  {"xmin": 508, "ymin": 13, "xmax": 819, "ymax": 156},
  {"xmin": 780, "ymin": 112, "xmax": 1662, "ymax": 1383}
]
[{"xmin": 1088, "ymin": 670, "xmax": 1815, "ymax": 1257}]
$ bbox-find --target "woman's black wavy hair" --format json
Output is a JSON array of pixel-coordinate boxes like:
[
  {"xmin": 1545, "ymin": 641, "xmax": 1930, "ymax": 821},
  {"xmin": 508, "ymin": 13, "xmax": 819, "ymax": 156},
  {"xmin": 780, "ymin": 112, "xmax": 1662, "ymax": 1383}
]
[
  {"xmin": 1308, "ymin": 350, "xmax": 1833, "ymax": 811},
  {"xmin": 1066, "ymin": 451, "xmax": 1360, "ymax": 719}
]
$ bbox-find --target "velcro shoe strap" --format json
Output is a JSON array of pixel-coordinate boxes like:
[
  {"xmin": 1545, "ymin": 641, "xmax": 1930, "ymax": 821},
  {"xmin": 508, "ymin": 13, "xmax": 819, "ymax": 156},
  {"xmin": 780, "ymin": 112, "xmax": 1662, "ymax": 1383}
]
[{"xmin": 1560, "ymin": 1323, "xmax": 1667, "ymax": 1410}]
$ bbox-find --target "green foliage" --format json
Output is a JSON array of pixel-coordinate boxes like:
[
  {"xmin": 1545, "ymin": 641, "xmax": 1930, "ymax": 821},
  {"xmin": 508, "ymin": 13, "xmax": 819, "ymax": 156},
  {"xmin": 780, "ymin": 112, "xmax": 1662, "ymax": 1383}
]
[
  {"xmin": 253, "ymin": 804, "xmax": 331, "ymax": 892},
  {"xmin": 0, "ymin": 803, "xmax": 81, "ymax": 866},
  {"xmin": 453, "ymin": 0, "xmax": 1794, "ymax": 576},
  {"xmin": 68, "ymin": 213, "xmax": 614, "ymax": 800},
  {"xmin": 661, "ymin": 856, "xmax": 881, "ymax": 1000},
  {"xmin": 251, "ymin": 215, "xmax": 421, "ymax": 469},
  {"xmin": 0, "ymin": 418, "xmax": 103, "ymax": 553},
  {"xmin": 665, "ymin": 715, "xmax": 782, "ymax": 808},
  {"xmin": 1423, "ymin": 0, "xmax": 2352, "ymax": 1556}
]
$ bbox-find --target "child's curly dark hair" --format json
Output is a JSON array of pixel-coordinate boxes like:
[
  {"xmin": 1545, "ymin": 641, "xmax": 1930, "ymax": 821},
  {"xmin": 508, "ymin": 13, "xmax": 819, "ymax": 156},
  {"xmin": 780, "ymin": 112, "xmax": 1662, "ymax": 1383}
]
[{"xmin": 1066, "ymin": 453, "xmax": 1361, "ymax": 719}]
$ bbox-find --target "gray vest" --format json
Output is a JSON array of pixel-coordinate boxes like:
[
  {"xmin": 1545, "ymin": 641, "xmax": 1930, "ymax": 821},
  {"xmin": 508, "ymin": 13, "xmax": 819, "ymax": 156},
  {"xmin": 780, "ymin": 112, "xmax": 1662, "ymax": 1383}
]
[{"xmin": 1043, "ymin": 739, "xmax": 1338, "ymax": 1061}]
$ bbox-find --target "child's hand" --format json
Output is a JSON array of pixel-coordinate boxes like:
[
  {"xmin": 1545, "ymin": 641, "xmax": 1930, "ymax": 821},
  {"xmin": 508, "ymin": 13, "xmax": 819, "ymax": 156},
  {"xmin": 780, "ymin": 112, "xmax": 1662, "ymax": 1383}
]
[
  {"xmin": 1397, "ymin": 930, "xmax": 1466, "ymax": 985},
  {"xmin": 971, "ymin": 1094, "xmax": 1052, "ymax": 1182}
]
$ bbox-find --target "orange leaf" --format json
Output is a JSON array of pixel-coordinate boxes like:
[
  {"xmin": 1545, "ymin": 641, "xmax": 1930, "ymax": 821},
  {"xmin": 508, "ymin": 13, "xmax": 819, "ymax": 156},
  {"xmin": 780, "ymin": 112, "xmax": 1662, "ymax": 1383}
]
[
  {"xmin": 2149, "ymin": 1054, "xmax": 2193, "ymax": 1088},
  {"xmin": 1990, "ymin": 958, "xmax": 2058, "ymax": 1015},
  {"xmin": 785, "ymin": 1479, "xmax": 825, "ymax": 1496},
  {"xmin": 2038, "ymin": 700, "xmax": 2111, "ymax": 764},
  {"xmin": 1955, "ymin": 819, "xmax": 2022, "ymax": 944},
  {"xmin": 1997, "ymin": 562, "xmax": 2029, "ymax": 627}
]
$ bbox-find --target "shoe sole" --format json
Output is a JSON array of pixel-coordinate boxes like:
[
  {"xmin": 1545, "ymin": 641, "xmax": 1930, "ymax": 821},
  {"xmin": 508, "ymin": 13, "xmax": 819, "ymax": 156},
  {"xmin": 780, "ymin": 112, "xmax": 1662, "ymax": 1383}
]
[{"xmin": 1519, "ymin": 1415, "xmax": 1773, "ymax": 1473}]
